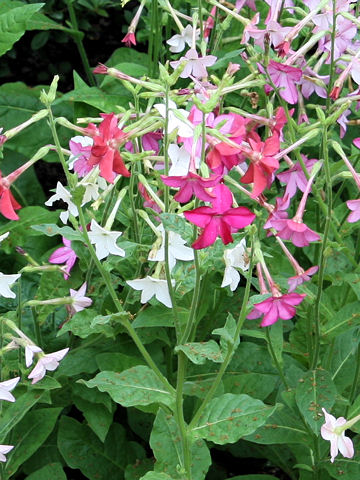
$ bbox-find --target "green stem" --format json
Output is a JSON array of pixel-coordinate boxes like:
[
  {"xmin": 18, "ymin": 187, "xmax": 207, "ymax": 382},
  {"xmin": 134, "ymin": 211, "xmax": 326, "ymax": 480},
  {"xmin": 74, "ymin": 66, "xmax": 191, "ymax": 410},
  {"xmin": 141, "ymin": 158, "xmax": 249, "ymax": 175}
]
[
  {"xmin": 76, "ymin": 203, "xmax": 174, "ymax": 394},
  {"xmin": 66, "ymin": 0, "xmax": 96, "ymax": 86},
  {"xmin": 31, "ymin": 307, "xmax": 42, "ymax": 348},
  {"xmin": 181, "ymin": 249, "xmax": 201, "ymax": 344},
  {"xmin": 175, "ymin": 352, "xmax": 192, "ymax": 479},
  {"xmin": 47, "ymin": 107, "xmax": 73, "ymax": 186},
  {"xmin": 345, "ymin": 342, "xmax": 360, "ymax": 416},
  {"xmin": 189, "ymin": 233, "xmax": 255, "ymax": 429},
  {"xmin": 311, "ymin": 126, "xmax": 332, "ymax": 370}
]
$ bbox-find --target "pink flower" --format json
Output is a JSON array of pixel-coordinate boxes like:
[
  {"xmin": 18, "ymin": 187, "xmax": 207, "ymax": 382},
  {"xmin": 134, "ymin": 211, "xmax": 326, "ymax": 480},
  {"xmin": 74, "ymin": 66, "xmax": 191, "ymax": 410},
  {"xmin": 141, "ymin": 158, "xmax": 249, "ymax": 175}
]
[
  {"xmin": 267, "ymin": 60, "xmax": 302, "ymax": 104},
  {"xmin": 69, "ymin": 282, "xmax": 92, "ymax": 315},
  {"xmin": 272, "ymin": 218, "xmax": 320, "ymax": 247},
  {"xmin": 170, "ymin": 48, "xmax": 217, "ymax": 79},
  {"xmin": 0, "ymin": 377, "xmax": 20, "ymax": 402},
  {"xmin": 69, "ymin": 136, "xmax": 93, "ymax": 177},
  {"xmin": 277, "ymin": 156, "xmax": 317, "ymax": 198},
  {"xmin": 28, "ymin": 348, "xmax": 69, "ymax": 384},
  {"xmin": 122, "ymin": 32, "xmax": 136, "ymax": 47},
  {"xmin": 161, "ymin": 172, "xmax": 221, "ymax": 203},
  {"xmin": 49, "ymin": 237, "xmax": 77, "ymax": 280},
  {"xmin": 321, "ymin": 408, "xmax": 354, "ymax": 463},
  {"xmin": 337, "ymin": 109, "xmax": 351, "ymax": 139},
  {"xmin": 288, "ymin": 266, "xmax": 319, "ymax": 292},
  {"xmin": 346, "ymin": 199, "xmax": 360, "ymax": 223},
  {"xmin": 247, "ymin": 292, "xmax": 306, "ymax": 327},
  {"xmin": 183, "ymin": 184, "xmax": 255, "ymax": 249},
  {"xmin": 0, "ymin": 171, "xmax": 22, "ymax": 220}
]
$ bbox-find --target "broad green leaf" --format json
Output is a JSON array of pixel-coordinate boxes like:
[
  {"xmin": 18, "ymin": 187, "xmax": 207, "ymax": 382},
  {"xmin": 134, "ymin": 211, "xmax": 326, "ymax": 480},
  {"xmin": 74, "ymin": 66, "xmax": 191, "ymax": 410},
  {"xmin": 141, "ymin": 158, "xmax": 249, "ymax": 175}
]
[
  {"xmin": 191, "ymin": 393, "xmax": 277, "ymax": 445},
  {"xmin": 59, "ymin": 308, "xmax": 114, "ymax": 339},
  {"xmin": 159, "ymin": 213, "xmax": 193, "ymax": 242},
  {"xmin": 5, "ymin": 408, "xmax": 61, "ymax": 477},
  {"xmin": 58, "ymin": 417, "xmax": 125, "ymax": 479},
  {"xmin": 0, "ymin": 3, "xmax": 43, "ymax": 56},
  {"xmin": 96, "ymin": 352, "xmax": 144, "ymax": 372},
  {"xmin": 212, "ymin": 312, "xmax": 239, "ymax": 353},
  {"xmin": 183, "ymin": 378, "xmax": 224, "ymax": 399},
  {"xmin": 175, "ymin": 340, "xmax": 224, "ymax": 365},
  {"xmin": 72, "ymin": 382, "xmax": 113, "ymax": 412},
  {"xmin": 223, "ymin": 373, "xmax": 277, "ymax": 400},
  {"xmin": 125, "ymin": 459, "xmax": 159, "ymax": 480},
  {"xmin": 25, "ymin": 463, "xmax": 66, "ymax": 480},
  {"xmin": 106, "ymin": 47, "xmax": 150, "ymax": 68},
  {"xmin": 0, "ymin": 390, "xmax": 48, "ymax": 439},
  {"xmin": 84, "ymin": 366, "xmax": 175, "ymax": 408},
  {"xmin": 322, "ymin": 302, "xmax": 360, "ymax": 337},
  {"xmin": 324, "ymin": 458, "xmax": 360, "ymax": 479},
  {"xmin": 226, "ymin": 476, "xmax": 280, "ymax": 480},
  {"xmin": 140, "ymin": 473, "xmax": 174, "ymax": 480},
  {"xmin": 74, "ymin": 396, "xmax": 114, "ymax": 442},
  {"xmin": 150, "ymin": 409, "xmax": 211, "ymax": 480},
  {"xmin": 35, "ymin": 270, "xmax": 69, "ymax": 326},
  {"xmin": 56, "ymin": 346, "xmax": 99, "ymax": 376},
  {"xmin": 133, "ymin": 306, "xmax": 189, "ymax": 328},
  {"xmin": 267, "ymin": 321, "xmax": 284, "ymax": 367},
  {"xmin": 348, "ymin": 394, "xmax": 360, "ymax": 433},
  {"xmin": 31, "ymin": 224, "xmax": 82, "ymax": 241},
  {"xmin": 344, "ymin": 273, "xmax": 360, "ymax": 300},
  {"xmin": 244, "ymin": 405, "xmax": 308, "ymax": 444},
  {"xmin": 295, "ymin": 369, "xmax": 337, "ymax": 434}
]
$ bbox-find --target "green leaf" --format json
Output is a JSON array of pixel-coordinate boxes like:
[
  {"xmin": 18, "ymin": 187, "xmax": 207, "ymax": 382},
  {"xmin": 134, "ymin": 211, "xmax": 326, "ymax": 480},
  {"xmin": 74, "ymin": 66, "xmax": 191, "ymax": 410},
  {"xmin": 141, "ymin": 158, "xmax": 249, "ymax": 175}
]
[
  {"xmin": 56, "ymin": 346, "xmax": 98, "ymax": 376},
  {"xmin": 175, "ymin": 340, "xmax": 224, "ymax": 365},
  {"xmin": 133, "ymin": 306, "xmax": 189, "ymax": 328},
  {"xmin": 159, "ymin": 213, "xmax": 193, "ymax": 242},
  {"xmin": 31, "ymin": 224, "xmax": 82, "ymax": 241},
  {"xmin": 191, "ymin": 393, "xmax": 277, "ymax": 445},
  {"xmin": 322, "ymin": 302, "xmax": 360, "ymax": 337},
  {"xmin": 57, "ymin": 417, "xmax": 124, "ymax": 479},
  {"xmin": 267, "ymin": 321, "xmax": 284, "ymax": 367},
  {"xmin": 59, "ymin": 308, "xmax": 114, "ymax": 339},
  {"xmin": 212, "ymin": 312, "xmax": 239, "ymax": 354},
  {"xmin": 140, "ymin": 473, "xmax": 174, "ymax": 480},
  {"xmin": 96, "ymin": 352, "xmax": 144, "ymax": 372},
  {"xmin": 25, "ymin": 463, "xmax": 66, "ymax": 480},
  {"xmin": 211, "ymin": 49, "xmax": 244, "ymax": 70},
  {"xmin": 0, "ymin": 3, "xmax": 43, "ymax": 56},
  {"xmin": 74, "ymin": 396, "xmax": 114, "ymax": 442},
  {"xmin": 225, "ymin": 476, "xmax": 280, "ymax": 480},
  {"xmin": 223, "ymin": 373, "xmax": 277, "ymax": 400},
  {"xmin": 83, "ymin": 366, "xmax": 175, "ymax": 408},
  {"xmin": 295, "ymin": 369, "xmax": 337, "ymax": 434},
  {"xmin": 324, "ymin": 458, "xmax": 360, "ymax": 479},
  {"xmin": 5, "ymin": 408, "xmax": 61, "ymax": 477},
  {"xmin": 183, "ymin": 378, "xmax": 224, "ymax": 399},
  {"xmin": 150, "ymin": 409, "xmax": 211, "ymax": 480},
  {"xmin": 0, "ymin": 389, "xmax": 48, "ymax": 439},
  {"xmin": 106, "ymin": 47, "xmax": 150, "ymax": 68}
]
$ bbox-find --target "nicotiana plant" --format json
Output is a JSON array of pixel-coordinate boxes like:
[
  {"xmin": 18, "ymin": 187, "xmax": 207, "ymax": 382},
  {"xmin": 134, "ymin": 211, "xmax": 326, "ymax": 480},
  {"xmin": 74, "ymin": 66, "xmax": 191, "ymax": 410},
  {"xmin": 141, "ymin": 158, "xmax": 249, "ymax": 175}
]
[{"xmin": 1, "ymin": 1, "xmax": 360, "ymax": 479}]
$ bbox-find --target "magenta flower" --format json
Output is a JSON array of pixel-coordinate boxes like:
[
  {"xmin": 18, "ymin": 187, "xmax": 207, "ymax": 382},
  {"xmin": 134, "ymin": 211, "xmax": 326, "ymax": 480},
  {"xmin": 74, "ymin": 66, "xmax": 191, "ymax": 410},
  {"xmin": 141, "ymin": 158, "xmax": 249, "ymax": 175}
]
[
  {"xmin": 170, "ymin": 48, "xmax": 217, "ymax": 79},
  {"xmin": 69, "ymin": 136, "xmax": 93, "ymax": 177},
  {"xmin": 184, "ymin": 184, "xmax": 255, "ymax": 249},
  {"xmin": 267, "ymin": 60, "xmax": 302, "ymax": 104},
  {"xmin": 49, "ymin": 237, "xmax": 77, "ymax": 280},
  {"xmin": 277, "ymin": 156, "xmax": 317, "ymax": 198},
  {"xmin": 247, "ymin": 292, "xmax": 306, "ymax": 327},
  {"xmin": 161, "ymin": 172, "xmax": 222, "ymax": 203},
  {"xmin": 271, "ymin": 218, "xmax": 320, "ymax": 247},
  {"xmin": 346, "ymin": 199, "xmax": 360, "ymax": 223}
]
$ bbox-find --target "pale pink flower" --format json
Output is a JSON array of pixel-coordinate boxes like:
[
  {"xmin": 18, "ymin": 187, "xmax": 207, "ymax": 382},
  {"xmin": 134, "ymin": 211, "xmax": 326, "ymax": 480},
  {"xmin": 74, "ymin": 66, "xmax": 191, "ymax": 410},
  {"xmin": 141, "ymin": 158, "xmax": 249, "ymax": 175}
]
[
  {"xmin": 277, "ymin": 156, "xmax": 317, "ymax": 198},
  {"xmin": 69, "ymin": 282, "xmax": 92, "ymax": 315},
  {"xmin": 321, "ymin": 408, "xmax": 354, "ymax": 463},
  {"xmin": 346, "ymin": 199, "xmax": 360, "ymax": 223},
  {"xmin": 0, "ymin": 445, "xmax": 14, "ymax": 462},
  {"xmin": 28, "ymin": 348, "xmax": 69, "ymax": 384},
  {"xmin": 170, "ymin": 49, "xmax": 217, "ymax": 79},
  {"xmin": 267, "ymin": 60, "xmax": 302, "ymax": 104},
  {"xmin": 288, "ymin": 266, "xmax": 319, "ymax": 292}
]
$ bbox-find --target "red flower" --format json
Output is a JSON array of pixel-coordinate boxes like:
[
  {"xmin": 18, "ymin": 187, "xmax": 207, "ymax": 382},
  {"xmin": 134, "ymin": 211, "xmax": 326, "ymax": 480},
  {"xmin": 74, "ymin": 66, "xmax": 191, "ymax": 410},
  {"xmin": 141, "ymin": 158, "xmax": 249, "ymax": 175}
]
[
  {"xmin": 184, "ymin": 184, "xmax": 255, "ymax": 249},
  {"xmin": 88, "ymin": 113, "xmax": 130, "ymax": 183},
  {"xmin": 122, "ymin": 32, "xmax": 136, "ymax": 47}
]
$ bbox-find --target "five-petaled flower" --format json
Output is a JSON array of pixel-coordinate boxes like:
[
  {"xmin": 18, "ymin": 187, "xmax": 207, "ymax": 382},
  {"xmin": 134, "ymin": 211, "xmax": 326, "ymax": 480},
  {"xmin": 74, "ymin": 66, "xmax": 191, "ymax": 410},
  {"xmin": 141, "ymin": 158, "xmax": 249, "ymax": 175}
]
[
  {"xmin": 69, "ymin": 282, "xmax": 93, "ymax": 315},
  {"xmin": 28, "ymin": 348, "xmax": 69, "ymax": 384},
  {"xmin": 88, "ymin": 219, "xmax": 125, "ymax": 260},
  {"xmin": 49, "ymin": 237, "xmax": 77, "ymax": 280},
  {"xmin": 247, "ymin": 292, "xmax": 306, "ymax": 327},
  {"xmin": 321, "ymin": 408, "xmax": 355, "ymax": 463},
  {"xmin": 127, "ymin": 276, "xmax": 175, "ymax": 308},
  {"xmin": 184, "ymin": 184, "xmax": 255, "ymax": 249}
]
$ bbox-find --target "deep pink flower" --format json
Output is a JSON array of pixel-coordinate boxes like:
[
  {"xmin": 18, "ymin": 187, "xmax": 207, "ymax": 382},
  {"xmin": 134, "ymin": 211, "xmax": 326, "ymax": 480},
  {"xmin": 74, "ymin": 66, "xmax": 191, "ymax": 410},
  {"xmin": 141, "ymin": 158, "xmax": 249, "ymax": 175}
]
[
  {"xmin": 346, "ymin": 199, "xmax": 360, "ymax": 223},
  {"xmin": 88, "ymin": 113, "xmax": 130, "ymax": 183},
  {"xmin": 69, "ymin": 137, "xmax": 93, "ymax": 177},
  {"xmin": 247, "ymin": 292, "xmax": 306, "ymax": 327},
  {"xmin": 267, "ymin": 60, "xmax": 302, "ymax": 104},
  {"xmin": 49, "ymin": 237, "xmax": 77, "ymax": 280},
  {"xmin": 288, "ymin": 266, "xmax": 319, "ymax": 292},
  {"xmin": 184, "ymin": 184, "xmax": 255, "ymax": 249},
  {"xmin": 161, "ymin": 172, "xmax": 221, "ymax": 203}
]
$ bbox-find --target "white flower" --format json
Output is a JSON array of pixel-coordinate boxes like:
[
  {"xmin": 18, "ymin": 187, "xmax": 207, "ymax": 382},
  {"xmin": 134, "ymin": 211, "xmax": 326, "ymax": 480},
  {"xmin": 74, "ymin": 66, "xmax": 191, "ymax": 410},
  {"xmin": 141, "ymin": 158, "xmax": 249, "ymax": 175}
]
[
  {"xmin": 25, "ymin": 344, "xmax": 43, "ymax": 367},
  {"xmin": 69, "ymin": 282, "xmax": 92, "ymax": 315},
  {"xmin": 148, "ymin": 224, "xmax": 194, "ymax": 271},
  {"xmin": 0, "ymin": 377, "xmax": 20, "ymax": 402},
  {"xmin": 154, "ymin": 100, "xmax": 193, "ymax": 137},
  {"xmin": 168, "ymin": 144, "xmax": 191, "ymax": 176},
  {"xmin": 321, "ymin": 408, "xmax": 355, "ymax": 463},
  {"xmin": 0, "ymin": 445, "xmax": 14, "ymax": 462},
  {"xmin": 28, "ymin": 348, "xmax": 69, "ymax": 384},
  {"xmin": 0, "ymin": 273, "xmax": 21, "ymax": 298},
  {"xmin": 0, "ymin": 232, "xmax": 9, "ymax": 244},
  {"xmin": 221, "ymin": 239, "xmax": 249, "ymax": 291},
  {"xmin": 45, "ymin": 182, "xmax": 78, "ymax": 224},
  {"xmin": 88, "ymin": 219, "xmax": 125, "ymax": 260},
  {"xmin": 166, "ymin": 25, "xmax": 197, "ymax": 53},
  {"xmin": 127, "ymin": 276, "xmax": 175, "ymax": 308}
]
